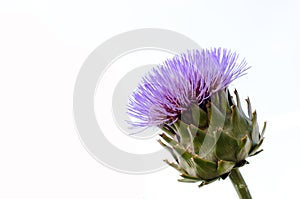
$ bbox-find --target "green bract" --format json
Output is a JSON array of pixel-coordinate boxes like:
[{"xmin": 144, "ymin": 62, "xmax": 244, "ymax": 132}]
[{"xmin": 158, "ymin": 89, "xmax": 266, "ymax": 187}]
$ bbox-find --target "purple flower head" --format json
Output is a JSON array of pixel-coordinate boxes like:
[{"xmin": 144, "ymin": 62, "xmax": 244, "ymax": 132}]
[{"xmin": 127, "ymin": 48, "xmax": 249, "ymax": 127}]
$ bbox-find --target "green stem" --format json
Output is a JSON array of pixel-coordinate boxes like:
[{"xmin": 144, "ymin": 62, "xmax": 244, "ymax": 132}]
[{"xmin": 229, "ymin": 168, "xmax": 252, "ymax": 199}]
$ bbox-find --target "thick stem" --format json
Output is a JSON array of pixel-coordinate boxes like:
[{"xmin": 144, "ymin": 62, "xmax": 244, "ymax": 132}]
[{"xmin": 229, "ymin": 168, "xmax": 252, "ymax": 199}]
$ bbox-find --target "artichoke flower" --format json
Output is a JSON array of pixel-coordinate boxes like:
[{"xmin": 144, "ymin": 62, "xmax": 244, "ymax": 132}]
[{"xmin": 128, "ymin": 48, "xmax": 266, "ymax": 198}]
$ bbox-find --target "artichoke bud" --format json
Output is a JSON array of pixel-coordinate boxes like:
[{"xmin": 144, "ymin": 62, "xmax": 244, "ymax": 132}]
[{"xmin": 159, "ymin": 89, "xmax": 266, "ymax": 187}]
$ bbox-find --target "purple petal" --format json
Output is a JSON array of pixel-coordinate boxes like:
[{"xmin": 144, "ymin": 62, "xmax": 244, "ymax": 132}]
[{"xmin": 127, "ymin": 48, "xmax": 249, "ymax": 127}]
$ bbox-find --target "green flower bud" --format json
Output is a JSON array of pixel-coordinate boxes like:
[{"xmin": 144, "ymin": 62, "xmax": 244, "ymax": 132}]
[{"xmin": 158, "ymin": 89, "xmax": 266, "ymax": 187}]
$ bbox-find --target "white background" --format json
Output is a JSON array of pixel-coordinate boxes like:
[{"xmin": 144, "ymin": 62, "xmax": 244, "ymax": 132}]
[{"xmin": 1, "ymin": 0, "xmax": 300, "ymax": 198}]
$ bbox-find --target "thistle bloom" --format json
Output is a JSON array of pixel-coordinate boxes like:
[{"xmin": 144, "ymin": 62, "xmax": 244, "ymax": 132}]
[
  {"xmin": 128, "ymin": 48, "xmax": 249, "ymax": 127},
  {"xmin": 127, "ymin": 48, "xmax": 266, "ymax": 199}
]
